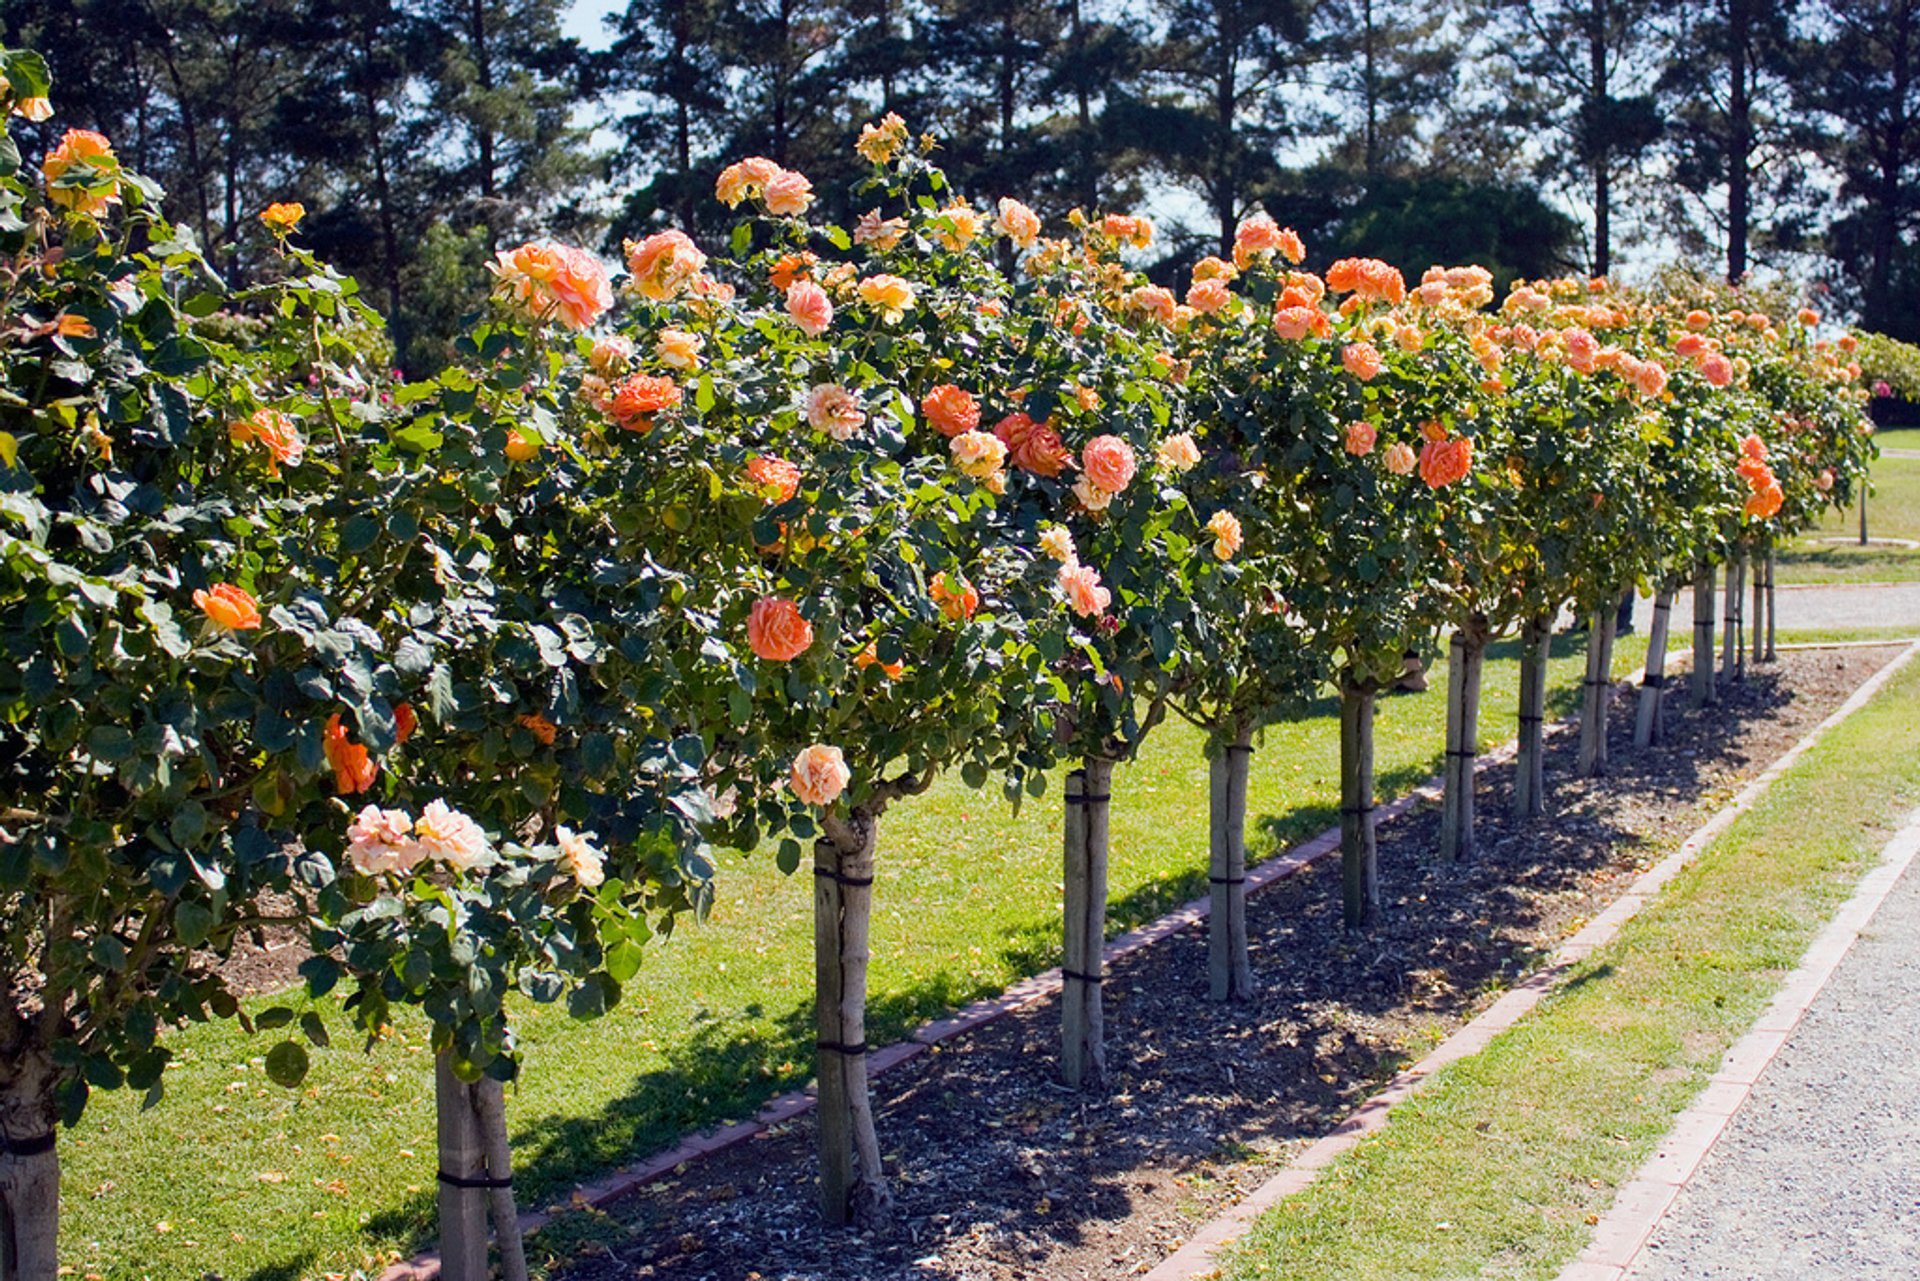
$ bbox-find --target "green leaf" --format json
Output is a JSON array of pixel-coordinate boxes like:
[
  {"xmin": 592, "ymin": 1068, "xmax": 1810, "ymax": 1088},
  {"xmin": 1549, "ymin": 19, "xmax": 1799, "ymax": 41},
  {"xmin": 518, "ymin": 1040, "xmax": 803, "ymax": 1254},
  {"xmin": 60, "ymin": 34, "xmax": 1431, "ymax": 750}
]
[
  {"xmin": 173, "ymin": 900, "xmax": 214, "ymax": 949},
  {"xmin": 263, "ymin": 1041, "xmax": 310, "ymax": 1088},
  {"xmin": 0, "ymin": 432, "xmax": 16, "ymax": 470},
  {"xmin": 300, "ymin": 1011, "xmax": 331, "ymax": 1049},
  {"xmin": 605, "ymin": 938, "xmax": 644, "ymax": 984}
]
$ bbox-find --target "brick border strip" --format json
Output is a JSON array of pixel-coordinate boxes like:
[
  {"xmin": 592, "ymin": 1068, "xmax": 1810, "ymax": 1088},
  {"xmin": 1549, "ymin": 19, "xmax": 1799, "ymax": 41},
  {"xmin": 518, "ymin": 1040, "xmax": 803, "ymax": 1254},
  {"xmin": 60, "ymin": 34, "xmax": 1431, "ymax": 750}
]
[
  {"xmin": 1139, "ymin": 638, "xmax": 1920, "ymax": 1281},
  {"xmin": 1560, "ymin": 804, "xmax": 1920, "ymax": 1280},
  {"xmin": 374, "ymin": 650, "xmax": 1671, "ymax": 1281}
]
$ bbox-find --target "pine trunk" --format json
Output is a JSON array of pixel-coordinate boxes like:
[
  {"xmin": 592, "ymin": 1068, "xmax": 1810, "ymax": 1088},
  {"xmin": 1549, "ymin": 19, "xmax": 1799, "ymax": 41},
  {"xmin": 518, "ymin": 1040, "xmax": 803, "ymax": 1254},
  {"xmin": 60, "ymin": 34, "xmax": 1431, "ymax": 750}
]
[
  {"xmin": 1514, "ymin": 616, "xmax": 1553, "ymax": 820},
  {"xmin": 1440, "ymin": 623, "xmax": 1488, "ymax": 861},
  {"xmin": 1692, "ymin": 562, "xmax": 1717, "ymax": 707},
  {"xmin": 1634, "ymin": 583, "xmax": 1676, "ymax": 748},
  {"xmin": 1208, "ymin": 725, "xmax": 1255, "ymax": 1001},
  {"xmin": 1576, "ymin": 609, "xmax": 1617, "ymax": 778},
  {"xmin": 1339, "ymin": 683, "xmax": 1379, "ymax": 929},
  {"xmin": 0, "ymin": 1049, "xmax": 59, "ymax": 1281},
  {"xmin": 1062, "ymin": 760, "xmax": 1113, "ymax": 1087},
  {"xmin": 435, "ymin": 1054, "xmax": 490, "ymax": 1281},
  {"xmin": 814, "ymin": 822, "xmax": 891, "ymax": 1228}
]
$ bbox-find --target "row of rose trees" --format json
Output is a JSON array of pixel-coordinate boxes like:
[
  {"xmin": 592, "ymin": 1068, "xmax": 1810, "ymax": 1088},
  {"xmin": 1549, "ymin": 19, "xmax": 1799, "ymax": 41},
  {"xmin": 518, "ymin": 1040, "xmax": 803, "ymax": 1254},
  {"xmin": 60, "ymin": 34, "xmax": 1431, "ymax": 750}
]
[{"xmin": 0, "ymin": 46, "xmax": 1875, "ymax": 1279}]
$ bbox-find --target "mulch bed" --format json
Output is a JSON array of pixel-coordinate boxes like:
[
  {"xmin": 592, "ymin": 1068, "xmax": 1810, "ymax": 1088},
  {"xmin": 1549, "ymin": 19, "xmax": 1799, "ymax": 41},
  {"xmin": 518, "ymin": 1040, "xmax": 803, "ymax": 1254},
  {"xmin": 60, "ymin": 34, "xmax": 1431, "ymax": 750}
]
[{"xmin": 530, "ymin": 647, "xmax": 1896, "ymax": 1281}]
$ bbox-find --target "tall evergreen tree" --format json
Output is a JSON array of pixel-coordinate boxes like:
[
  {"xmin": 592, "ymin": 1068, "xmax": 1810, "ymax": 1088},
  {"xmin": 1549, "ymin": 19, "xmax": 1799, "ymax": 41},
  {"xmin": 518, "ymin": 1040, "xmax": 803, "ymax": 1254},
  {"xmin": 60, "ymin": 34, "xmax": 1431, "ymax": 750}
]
[
  {"xmin": 1316, "ymin": 0, "xmax": 1463, "ymax": 179},
  {"xmin": 606, "ymin": 0, "xmax": 731, "ymax": 235}
]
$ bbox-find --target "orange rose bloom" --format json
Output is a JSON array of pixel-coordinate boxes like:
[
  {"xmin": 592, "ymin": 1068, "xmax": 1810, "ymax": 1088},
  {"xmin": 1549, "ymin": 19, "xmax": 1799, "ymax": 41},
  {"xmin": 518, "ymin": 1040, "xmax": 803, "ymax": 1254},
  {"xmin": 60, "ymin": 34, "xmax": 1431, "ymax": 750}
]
[
  {"xmin": 229, "ymin": 407, "xmax": 305, "ymax": 476},
  {"xmin": 1344, "ymin": 421, "xmax": 1377, "ymax": 456},
  {"xmin": 930, "ymin": 572, "xmax": 980, "ymax": 622},
  {"xmin": 1797, "ymin": 308, "xmax": 1820, "ymax": 327},
  {"xmin": 518, "ymin": 713, "xmax": 559, "ymax": 745},
  {"xmin": 394, "ymin": 703, "xmax": 417, "ymax": 743},
  {"xmin": 606, "ymin": 374, "xmax": 682, "ymax": 433},
  {"xmin": 194, "ymin": 582, "xmax": 261, "ymax": 631},
  {"xmin": 488, "ymin": 241, "xmax": 612, "ymax": 330},
  {"xmin": 1081, "ymin": 435, "xmax": 1137, "ymax": 493},
  {"xmin": 1699, "ymin": 352, "xmax": 1734, "ymax": 387},
  {"xmin": 504, "ymin": 427, "xmax": 541, "ymax": 461},
  {"xmin": 626, "ymin": 229, "xmax": 707, "ymax": 301},
  {"xmin": 323, "ymin": 713, "xmax": 377, "ymax": 795},
  {"xmin": 922, "ymin": 384, "xmax": 981, "ymax": 437},
  {"xmin": 855, "ymin": 643, "xmax": 905, "ymax": 680},
  {"xmin": 1341, "ymin": 341, "xmax": 1383, "ymax": 381},
  {"xmin": 747, "ymin": 597, "xmax": 814, "ymax": 662},
  {"xmin": 745, "ymin": 454, "xmax": 802, "ymax": 503},
  {"xmin": 1273, "ymin": 305, "xmax": 1317, "ymax": 341},
  {"xmin": 1325, "ymin": 257, "xmax": 1405, "ymax": 304},
  {"xmin": 1674, "ymin": 332, "xmax": 1707, "ymax": 358},
  {"xmin": 1744, "ymin": 483, "xmax": 1784, "ymax": 519},
  {"xmin": 260, "ymin": 201, "xmax": 305, "ymax": 235},
  {"xmin": 43, "ymin": 128, "xmax": 119, "ymax": 215},
  {"xmin": 1187, "ymin": 278, "xmax": 1231, "ymax": 313},
  {"xmin": 994, "ymin": 412, "xmax": 1073, "ymax": 477},
  {"xmin": 1418, "ymin": 433, "xmax": 1473, "ymax": 489}
]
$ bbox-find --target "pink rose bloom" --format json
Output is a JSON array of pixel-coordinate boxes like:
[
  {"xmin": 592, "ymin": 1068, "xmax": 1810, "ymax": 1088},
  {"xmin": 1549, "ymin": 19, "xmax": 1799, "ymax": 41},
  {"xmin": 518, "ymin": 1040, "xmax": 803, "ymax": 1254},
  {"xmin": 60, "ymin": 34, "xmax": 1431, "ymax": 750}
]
[
  {"xmin": 786, "ymin": 279, "xmax": 834, "ymax": 336},
  {"xmin": 1344, "ymin": 421, "xmax": 1377, "ymax": 456},
  {"xmin": 412, "ymin": 799, "xmax": 494, "ymax": 872},
  {"xmin": 1081, "ymin": 435, "xmax": 1137, "ymax": 494},
  {"xmin": 1341, "ymin": 341, "xmax": 1383, "ymax": 381},
  {"xmin": 1273, "ymin": 305, "xmax": 1317, "ymax": 341},
  {"xmin": 1699, "ymin": 352, "xmax": 1734, "ymax": 387},
  {"xmin": 764, "ymin": 168, "xmax": 815, "ymax": 217},
  {"xmin": 791, "ymin": 744, "xmax": 851, "ymax": 807},
  {"xmin": 555, "ymin": 826, "xmax": 606, "ymax": 888},
  {"xmin": 1057, "ymin": 562, "xmax": 1112, "ymax": 618},
  {"xmin": 1564, "ymin": 328, "xmax": 1599, "ymax": 374},
  {"xmin": 1187, "ymin": 278, "xmax": 1231, "ymax": 313},
  {"xmin": 1873, "ymin": 379, "xmax": 1893, "ymax": 398},
  {"xmin": 807, "ymin": 384, "xmax": 866, "ymax": 441},
  {"xmin": 346, "ymin": 805, "xmax": 422, "ymax": 876},
  {"xmin": 1383, "ymin": 441, "xmax": 1417, "ymax": 475}
]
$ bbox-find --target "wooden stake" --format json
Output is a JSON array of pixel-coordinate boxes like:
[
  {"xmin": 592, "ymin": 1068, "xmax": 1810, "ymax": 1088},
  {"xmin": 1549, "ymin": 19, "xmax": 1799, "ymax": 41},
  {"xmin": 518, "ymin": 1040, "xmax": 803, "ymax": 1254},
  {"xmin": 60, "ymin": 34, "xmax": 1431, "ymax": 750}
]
[
  {"xmin": 1514, "ymin": 616, "xmax": 1552, "ymax": 821},
  {"xmin": 1441, "ymin": 624, "xmax": 1487, "ymax": 861},
  {"xmin": 1752, "ymin": 542, "xmax": 1767, "ymax": 665},
  {"xmin": 1208, "ymin": 725, "xmax": 1255, "ymax": 1001},
  {"xmin": 1722, "ymin": 552, "xmax": 1744, "ymax": 684},
  {"xmin": 1692, "ymin": 562, "xmax": 1717, "ymax": 707},
  {"xmin": 1062, "ymin": 760, "xmax": 1113, "ymax": 1086},
  {"xmin": 1634, "ymin": 583, "xmax": 1676, "ymax": 749},
  {"xmin": 1577, "ymin": 609, "xmax": 1616, "ymax": 778},
  {"xmin": 435, "ymin": 1053, "xmax": 490, "ymax": 1281},
  {"xmin": 813, "ymin": 824, "xmax": 891, "ymax": 1228},
  {"xmin": 1339, "ymin": 683, "xmax": 1379, "ymax": 929}
]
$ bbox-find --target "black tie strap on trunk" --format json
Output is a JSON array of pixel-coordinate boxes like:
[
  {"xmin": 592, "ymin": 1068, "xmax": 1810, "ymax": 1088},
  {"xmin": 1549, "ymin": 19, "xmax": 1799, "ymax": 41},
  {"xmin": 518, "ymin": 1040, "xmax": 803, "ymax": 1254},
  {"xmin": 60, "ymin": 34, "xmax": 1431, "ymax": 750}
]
[
  {"xmin": 1444, "ymin": 748, "xmax": 1477, "ymax": 759},
  {"xmin": 816, "ymin": 1039, "xmax": 869, "ymax": 1057},
  {"xmin": 1067, "ymin": 792, "xmax": 1113, "ymax": 807},
  {"xmin": 1518, "ymin": 713, "xmax": 1545, "ymax": 726},
  {"xmin": 0, "ymin": 1131, "xmax": 55, "ymax": 1158},
  {"xmin": 1339, "ymin": 804, "xmax": 1376, "ymax": 817},
  {"xmin": 1061, "ymin": 967, "xmax": 1104, "ymax": 985},
  {"xmin": 1208, "ymin": 875, "xmax": 1246, "ymax": 886},
  {"xmin": 1642, "ymin": 672, "xmax": 1666, "ymax": 688},
  {"xmin": 813, "ymin": 866, "xmax": 875, "ymax": 888},
  {"xmin": 438, "ymin": 1169, "xmax": 513, "ymax": 1190},
  {"xmin": 1226, "ymin": 744, "xmax": 1253, "ymax": 755}
]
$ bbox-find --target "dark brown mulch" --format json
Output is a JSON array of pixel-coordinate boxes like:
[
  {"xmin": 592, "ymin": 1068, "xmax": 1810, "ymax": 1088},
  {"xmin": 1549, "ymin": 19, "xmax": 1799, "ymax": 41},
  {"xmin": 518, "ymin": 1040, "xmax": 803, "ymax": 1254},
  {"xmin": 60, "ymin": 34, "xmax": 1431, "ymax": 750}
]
[{"xmin": 533, "ymin": 647, "xmax": 1900, "ymax": 1281}]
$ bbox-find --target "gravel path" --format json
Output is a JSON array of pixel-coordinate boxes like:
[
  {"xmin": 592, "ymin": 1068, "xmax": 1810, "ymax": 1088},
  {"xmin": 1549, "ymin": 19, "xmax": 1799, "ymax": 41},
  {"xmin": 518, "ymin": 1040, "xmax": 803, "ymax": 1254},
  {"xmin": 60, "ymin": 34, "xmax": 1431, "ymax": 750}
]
[
  {"xmin": 1621, "ymin": 581, "xmax": 1920, "ymax": 636},
  {"xmin": 1628, "ymin": 830, "xmax": 1920, "ymax": 1280}
]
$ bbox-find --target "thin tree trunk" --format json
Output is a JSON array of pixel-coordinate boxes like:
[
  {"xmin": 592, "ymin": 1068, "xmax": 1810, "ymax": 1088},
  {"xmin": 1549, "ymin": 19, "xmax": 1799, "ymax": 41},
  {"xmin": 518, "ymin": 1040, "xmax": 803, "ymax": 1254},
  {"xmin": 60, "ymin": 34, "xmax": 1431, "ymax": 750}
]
[
  {"xmin": 1441, "ymin": 621, "xmax": 1489, "ymax": 861},
  {"xmin": 814, "ymin": 821, "xmax": 890, "ymax": 1228},
  {"xmin": 1727, "ymin": 0, "xmax": 1751, "ymax": 282},
  {"xmin": 1635, "ymin": 582, "xmax": 1676, "ymax": 748},
  {"xmin": 1577, "ymin": 608, "xmax": 1617, "ymax": 778},
  {"xmin": 1062, "ymin": 760, "xmax": 1113, "ymax": 1087},
  {"xmin": 0, "ymin": 1048, "xmax": 60, "ymax": 1281},
  {"xmin": 1692, "ymin": 562, "xmax": 1718, "ymax": 707},
  {"xmin": 1861, "ymin": 489, "xmax": 1870, "ymax": 545},
  {"xmin": 1208, "ymin": 724, "xmax": 1255, "ymax": 1001},
  {"xmin": 475, "ymin": 1078, "xmax": 528, "ymax": 1281},
  {"xmin": 1722, "ymin": 552, "xmax": 1745, "ymax": 684},
  {"xmin": 1514, "ymin": 615, "xmax": 1553, "ymax": 820},
  {"xmin": 1339, "ymin": 682, "xmax": 1379, "ymax": 928},
  {"xmin": 435, "ymin": 1054, "xmax": 490, "ymax": 1281},
  {"xmin": 1765, "ymin": 548, "xmax": 1778, "ymax": 660},
  {"xmin": 1752, "ymin": 541, "xmax": 1767, "ymax": 664}
]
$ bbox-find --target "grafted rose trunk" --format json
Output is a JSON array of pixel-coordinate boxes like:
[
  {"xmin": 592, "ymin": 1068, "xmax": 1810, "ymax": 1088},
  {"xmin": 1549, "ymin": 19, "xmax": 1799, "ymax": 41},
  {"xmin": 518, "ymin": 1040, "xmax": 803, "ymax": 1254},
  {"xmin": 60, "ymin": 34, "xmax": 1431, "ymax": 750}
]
[
  {"xmin": 814, "ymin": 818, "xmax": 891, "ymax": 1228},
  {"xmin": 1513, "ymin": 616, "xmax": 1553, "ymax": 820},
  {"xmin": 1634, "ymin": 582, "xmax": 1677, "ymax": 749},
  {"xmin": 1207, "ymin": 726, "xmax": 1254, "ymax": 1001},
  {"xmin": 1061, "ymin": 760, "xmax": 1114, "ymax": 1086},
  {"xmin": 1692, "ymin": 562, "xmax": 1717, "ymax": 707},
  {"xmin": 434, "ymin": 1053, "xmax": 525, "ymax": 1281},
  {"xmin": 475, "ymin": 1078, "xmax": 528, "ymax": 1281},
  {"xmin": 1338, "ymin": 682, "xmax": 1379, "ymax": 929},
  {"xmin": 1752, "ymin": 543, "xmax": 1775, "ymax": 663},
  {"xmin": 1721, "ymin": 552, "xmax": 1746, "ymax": 684},
  {"xmin": 0, "ymin": 1047, "xmax": 59, "ymax": 1281},
  {"xmin": 1576, "ymin": 609, "xmax": 1618, "ymax": 778},
  {"xmin": 1440, "ymin": 620, "xmax": 1489, "ymax": 862},
  {"xmin": 1765, "ymin": 548, "xmax": 1778, "ymax": 661}
]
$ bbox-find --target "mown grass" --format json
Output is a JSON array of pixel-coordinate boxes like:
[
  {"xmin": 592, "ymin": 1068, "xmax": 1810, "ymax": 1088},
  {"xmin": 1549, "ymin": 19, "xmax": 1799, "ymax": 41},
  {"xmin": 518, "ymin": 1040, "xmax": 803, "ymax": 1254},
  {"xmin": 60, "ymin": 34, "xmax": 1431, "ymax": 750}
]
[
  {"xmin": 59, "ymin": 635, "xmax": 1651, "ymax": 1281},
  {"xmin": 1778, "ymin": 449, "xmax": 1920, "ymax": 584},
  {"xmin": 1219, "ymin": 646, "xmax": 1920, "ymax": 1281}
]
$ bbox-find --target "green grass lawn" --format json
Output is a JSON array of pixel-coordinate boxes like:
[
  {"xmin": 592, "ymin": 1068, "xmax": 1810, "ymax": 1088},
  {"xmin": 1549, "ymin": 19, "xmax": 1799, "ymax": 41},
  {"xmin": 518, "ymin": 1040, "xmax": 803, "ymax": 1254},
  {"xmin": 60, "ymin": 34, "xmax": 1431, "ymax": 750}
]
[
  {"xmin": 1218, "ymin": 647, "xmax": 1920, "ymax": 1281},
  {"xmin": 1777, "ymin": 446, "xmax": 1920, "ymax": 584},
  {"xmin": 58, "ymin": 633, "xmax": 1651, "ymax": 1281}
]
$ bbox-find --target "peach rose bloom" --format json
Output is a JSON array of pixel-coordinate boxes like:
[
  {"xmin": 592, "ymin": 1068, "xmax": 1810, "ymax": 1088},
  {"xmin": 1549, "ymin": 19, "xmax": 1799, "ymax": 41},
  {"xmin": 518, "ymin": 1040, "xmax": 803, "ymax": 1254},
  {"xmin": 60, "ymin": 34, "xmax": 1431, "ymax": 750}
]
[
  {"xmin": 1633, "ymin": 359, "xmax": 1670, "ymax": 398},
  {"xmin": 518, "ymin": 713, "xmax": 559, "ymax": 745},
  {"xmin": 654, "ymin": 328, "xmax": 703, "ymax": 371},
  {"xmin": 1039, "ymin": 526, "xmax": 1076, "ymax": 563},
  {"xmin": 855, "ymin": 643, "xmax": 905, "ymax": 680},
  {"xmin": 606, "ymin": 373, "xmax": 683, "ymax": 432},
  {"xmin": 857, "ymin": 274, "xmax": 917, "ymax": 323},
  {"xmin": 1081, "ymin": 435, "xmax": 1137, "ymax": 493},
  {"xmin": 807, "ymin": 384, "xmax": 866, "ymax": 441},
  {"xmin": 1419, "ymin": 434, "xmax": 1473, "ymax": 489},
  {"xmin": 626, "ymin": 230, "xmax": 706, "ymax": 301},
  {"xmin": 715, "ymin": 155, "xmax": 781, "ymax": 207},
  {"xmin": 260, "ymin": 201, "xmax": 305, "ymax": 235},
  {"xmin": 1057, "ymin": 562, "xmax": 1111, "ymax": 618},
  {"xmin": 1101, "ymin": 213, "xmax": 1153, "ymax": 248},
  {"xmin": 995, "ymin": 412, "xmax": 1073, "ymax": 477},
  {"xmin": 229, "ymin": 408, "xmax": 305, "ymax": 475},
  {"xmin": 323, "ymin": 713, "xmax": 377, "ymax": 795},
  {"xmin": 1673, "ymin": 332, "xmax": 1707, "ymax": 358},
  {"xmin": 747, "ymin": 597, "xmax": 814, "ymax": 662},
  {"xmin": 504, "ymin": 427, "xmax": 541, "ymax": 461},
  {"xmin": 1344, "ymin": 421, "xmax": 1377, "ymax": 456},
  {"xmin": 922, "ymin": 384, "xmax": 981, "ymax": 437},
  {"xmin": 786, "ymin": 279, "xmax": 834, "ymax": 337},
  {"xmin": 1685, "ymin": 309, "xmax": 1712, "ymax": 330},
  {"xmin": 1341, "ymin": 341, "xmax": 1383, "ymax": 381},
  {"xmin": 1273, "ymin": 305, "xmax": 1317, "ymax": 341},
  {"xmin": 1207, "ymin": 510, "xmax": 1243, "ymax": 559},
  {"xmin": 555, "ymin": 826, "xmax": 606, "ymax": 888},
  {"xmin": 414, "ymin": 799, "xmax": 494, "ymax": 872},
  {"xmin": 1187, "ymin": 278, "xmax": 1231, "ymax": 313},
  {"xmin": 489, "ymin": 242, "xmax": 612, "ymax": 330},
  {"xmin": 1157, "ymin": 432, "xmax": 1202, "ymax": 472},
  {"xmin": 745, "ymin": 454, "xmax": 802, "ymax": 503},
  {"xmin": 1563, "ymin": 328, "xmax": 1599, "ymax": 373},
  {"xmin": 195, "ymin": 582, "xmax": 261, "ymax": 631},
  {"xmin": 764, "ymin": 168, "xmax": 815, "ymax": 217},
  {"xmin": 1699, "ymin": 352, "xmax": 1734, "ymax": 387},
  {"xmin": 995, "ymin": 197, "xmax": 1042, "ymax": 248},
  {"xmin": 853, "ymin": 208, "xmax": 909, "ymax": 250},
  {"xmin": 1816, "ymin": 468, "xmax": 1835, "ymax": 492},
  {"xmin": 1741, "ymin": 433, "xmax": 1769, "ymax": 460},
  {"xmin": 346, "ymin": 805, "xmax": 422, "ymax": 876},
  {"xmin": 1129, "ymin": 285, "xmax": 1177, "ymax": 325},
  {"xmin": 790, "ymin": 744, "xmax": 851, "ymax": 807},
  {"xmin": 590, "ymin": 336, "xmax": 634, "ymax": 376},
  {"xmin": 14, "ymin": 97, "xmax": 53, "ymax": 122},
  {"xmin": 950, "ymin": 429, "xmax": 1008, "ymax": 480},
  {"xmin": 856, "ymin": 113, "xmax": 909, "ymax": 165},
  {"xmin": 931, "ymin": 572, "xmax": 980, "ymax": 621},
  {"xmin": 1071, "ymin": 474, "xmax": 1114, "ymax": 513},
  {"xmin": 935, "ymin": 201, "xmax": 984, "ymax": 250},
  {"xmin": 1383, "ymin": 441, "xmax": 1418, "ymax": 475},
  {"xmin": 42, "ymin": 128, "xmax": 119, "ymax": 214}
]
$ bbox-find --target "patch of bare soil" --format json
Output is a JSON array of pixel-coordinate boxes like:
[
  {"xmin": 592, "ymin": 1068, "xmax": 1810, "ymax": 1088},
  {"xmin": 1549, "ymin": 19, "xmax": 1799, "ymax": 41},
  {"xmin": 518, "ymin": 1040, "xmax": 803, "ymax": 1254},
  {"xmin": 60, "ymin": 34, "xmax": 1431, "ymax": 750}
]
[{"xmin": 535, "ymin": 648, "xmax": 1897, "ymax": 1281}]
